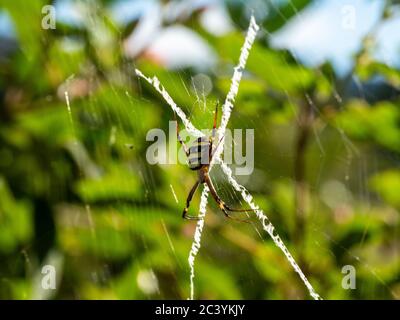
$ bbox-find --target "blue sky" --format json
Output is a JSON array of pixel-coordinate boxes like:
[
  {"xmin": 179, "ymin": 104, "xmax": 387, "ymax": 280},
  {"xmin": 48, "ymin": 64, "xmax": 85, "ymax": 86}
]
[{"xmin": 272, "ymin": 0, "xmax": 400, "ymax": 75}]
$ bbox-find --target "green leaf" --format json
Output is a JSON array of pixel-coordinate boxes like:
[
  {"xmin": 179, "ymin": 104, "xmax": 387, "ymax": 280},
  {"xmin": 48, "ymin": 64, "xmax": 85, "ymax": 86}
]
[{"xmin": 370, "ymin": 170, "xmax": 400, "ymax": 208}]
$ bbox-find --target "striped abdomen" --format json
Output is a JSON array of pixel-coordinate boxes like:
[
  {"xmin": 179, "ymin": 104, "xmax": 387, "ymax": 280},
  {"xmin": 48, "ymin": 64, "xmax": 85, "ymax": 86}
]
[{"xmin": 188, "ymin": 137, "xmax": 210, "ymax": 170}]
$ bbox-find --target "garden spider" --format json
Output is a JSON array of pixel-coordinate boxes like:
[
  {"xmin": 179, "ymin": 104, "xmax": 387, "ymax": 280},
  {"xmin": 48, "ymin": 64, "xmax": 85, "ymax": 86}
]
[{"xmin": 175, "ymin": 103, "xmax": 254, "ymax": 221}]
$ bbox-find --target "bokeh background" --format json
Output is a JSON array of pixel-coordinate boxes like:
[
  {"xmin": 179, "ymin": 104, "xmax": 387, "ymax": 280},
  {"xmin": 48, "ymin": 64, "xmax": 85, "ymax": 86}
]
[{"xmin": 1, "ymin": 0, "xmax": 400, "ymax": 300}]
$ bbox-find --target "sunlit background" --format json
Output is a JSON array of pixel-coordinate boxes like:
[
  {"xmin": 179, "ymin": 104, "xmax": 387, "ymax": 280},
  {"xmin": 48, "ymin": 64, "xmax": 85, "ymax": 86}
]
[{"xmin": 0, "ymin": 0, "xmax": 400, "ymax": 299}]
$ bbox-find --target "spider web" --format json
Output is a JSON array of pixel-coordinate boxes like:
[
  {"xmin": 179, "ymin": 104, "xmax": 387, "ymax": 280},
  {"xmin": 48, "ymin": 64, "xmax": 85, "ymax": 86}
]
[
  {"xmin": 136, "ymin": 15, "xmax": 321, "ymax": 300},
  {"xmin": 29, "ymin": 0, "xmax": 398, "ymax": 300}
]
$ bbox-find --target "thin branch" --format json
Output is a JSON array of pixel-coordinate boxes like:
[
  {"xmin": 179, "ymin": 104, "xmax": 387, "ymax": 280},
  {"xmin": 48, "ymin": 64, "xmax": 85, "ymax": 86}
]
[{"xmin": 293, "ymin": 98, "xmax": 313, "ymax": 246}]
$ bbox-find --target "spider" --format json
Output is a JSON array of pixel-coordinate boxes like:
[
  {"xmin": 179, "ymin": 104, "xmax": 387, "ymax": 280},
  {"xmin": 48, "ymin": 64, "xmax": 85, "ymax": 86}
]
[{"xmin": 175, "ymin": 103, "xmax": 254, "ymax": 221}]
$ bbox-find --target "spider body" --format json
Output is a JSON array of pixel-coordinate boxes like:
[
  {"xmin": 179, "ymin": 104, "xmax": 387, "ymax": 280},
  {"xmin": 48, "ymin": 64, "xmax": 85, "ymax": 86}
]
[
  {"xmin": 175, "ymin": 103, "xmax": 253, "ymax": 221},
  {"xmin": 187, "ymin": 137, "xmax": 211, "ymax": 171}
]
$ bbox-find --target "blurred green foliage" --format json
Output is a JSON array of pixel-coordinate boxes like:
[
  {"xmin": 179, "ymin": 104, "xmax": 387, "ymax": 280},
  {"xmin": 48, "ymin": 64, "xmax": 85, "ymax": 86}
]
[{"xmin": 0, "ymin": 0, "xmax": 399, "ymax": 300}]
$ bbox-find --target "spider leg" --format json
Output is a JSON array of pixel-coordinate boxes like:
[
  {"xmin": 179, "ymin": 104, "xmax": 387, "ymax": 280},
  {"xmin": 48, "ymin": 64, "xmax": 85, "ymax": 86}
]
[
  {"xmin": 204, "ymin": 175, "xmax": 252, "ymax": 223},
  {"xmin": 209, "ymin": 102, "xmax": 219, "ymax": 162},
  {"xmin": 223, "ymin": 203, "xmax": 255, "ymax": 213},
  {"xmin": 182, "ymin": 180, "xmax": 201, "ymax": 220},
  {"xmin": 212, "ymin": 101, "xmax": 219, "ymax": 139},
  {"xmin": 174, "ymin": 111, "xmax": 189, "ymax": 157},
  {"xmin": 208, "ymin": 102, "xmax": 227, "ymax": 163}
]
